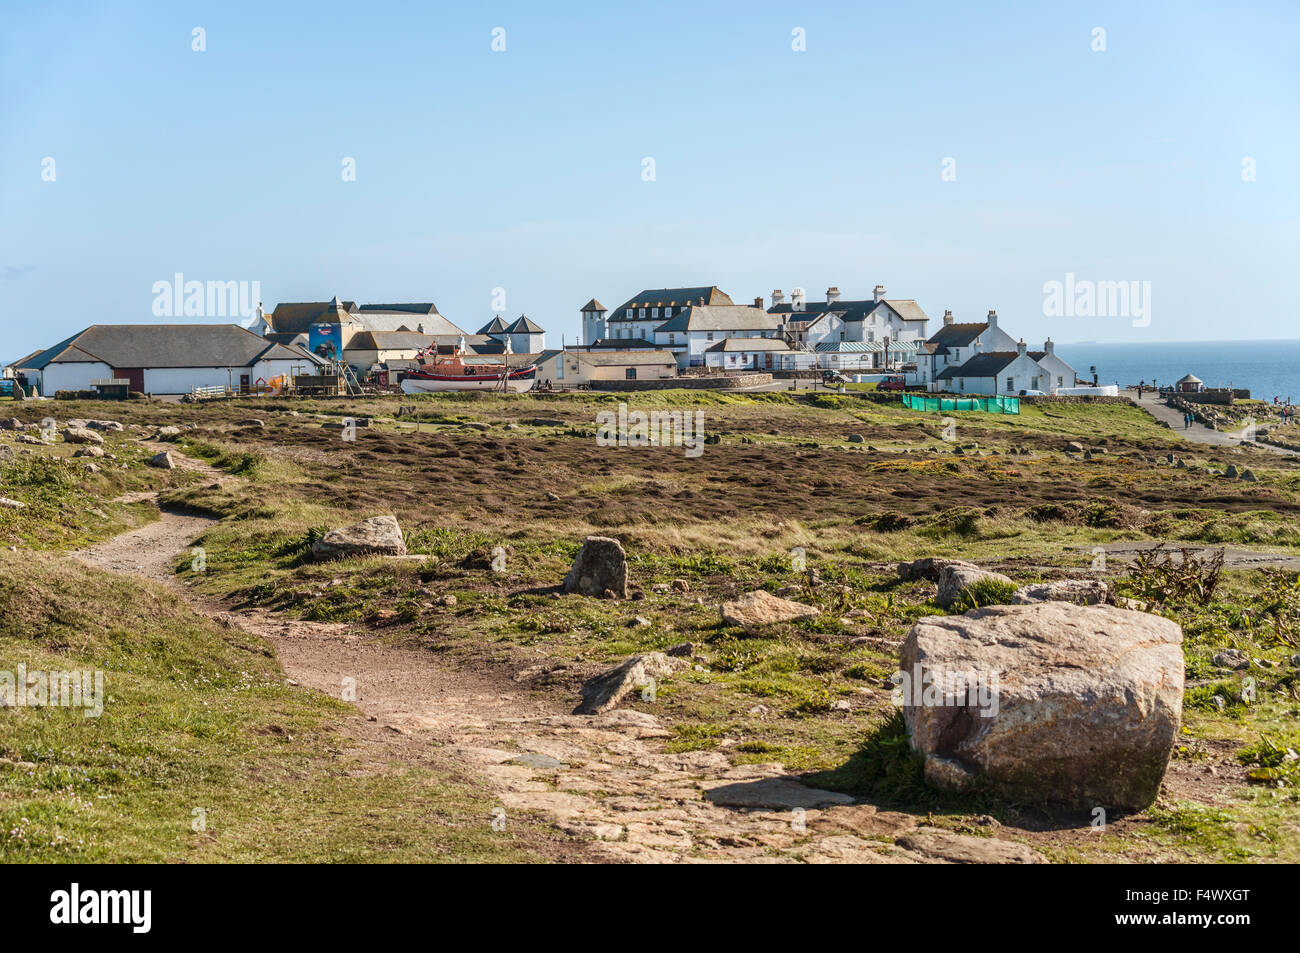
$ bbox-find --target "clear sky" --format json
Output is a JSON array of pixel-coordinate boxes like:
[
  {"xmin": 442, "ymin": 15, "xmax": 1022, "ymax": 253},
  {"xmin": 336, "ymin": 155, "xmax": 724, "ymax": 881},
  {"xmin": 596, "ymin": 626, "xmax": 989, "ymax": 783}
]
[{"xmin": 2, "ymin": 0, "xmax": 1297, "ymax": 360}]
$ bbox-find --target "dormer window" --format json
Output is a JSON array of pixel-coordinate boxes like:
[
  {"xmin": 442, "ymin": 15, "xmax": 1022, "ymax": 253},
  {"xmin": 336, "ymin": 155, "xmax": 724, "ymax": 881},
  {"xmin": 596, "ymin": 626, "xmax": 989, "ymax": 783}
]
[
  {"xmin": 652, "ymin": 307, "xmax": 660, "ymax": 318},
  {"xmin": 639, "ymin": 308, "xmax": 646, "ymax": 319}
]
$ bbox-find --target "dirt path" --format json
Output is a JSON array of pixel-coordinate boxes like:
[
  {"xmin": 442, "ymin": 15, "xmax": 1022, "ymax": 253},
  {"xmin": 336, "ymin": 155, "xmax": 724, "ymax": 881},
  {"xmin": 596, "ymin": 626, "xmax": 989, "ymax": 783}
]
[{"xmin": 71, "ymin": 461, "xmax": 1050, "ymax": 864}]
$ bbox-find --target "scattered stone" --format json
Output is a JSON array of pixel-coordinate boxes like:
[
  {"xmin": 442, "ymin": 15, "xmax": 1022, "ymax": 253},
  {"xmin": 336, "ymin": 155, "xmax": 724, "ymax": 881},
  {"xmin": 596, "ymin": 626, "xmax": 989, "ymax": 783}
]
[
  {"xmin": 901, "ymin": 603, "xmax": 1184, "ymax": 810},
  {"xmin": 545, "ymin": 492, "xmax": 560, "ymax": 501},
  {"xmin": 149, "ymin": 451, "xmax": 176, "ymax": 469},
  {"xmin": 1011, "ymin": 580, "xmax": 1112, "ymax": 606},
  {"xmin": 574, "ymin": 652, "xmax": 686, "ymax": 714},
  {"xmin": 898, "ymin": 557, "xmax": 980, "ymax": 583},
  {"xmin": 1066, "ymin": 441, "xmax": 1085, "ymax": 453},
  {"xmin": 721, "ymin": 590, "xmax": 820, "ymax": 627},
  {"xmin": 234, "ymin": 418, "xmax": 266, "ymax": 429},
  {"xmin": 847, "ymin": 433, "xmax": 864, "ymax": 443},
  {"xmin": 935, "ymin": 565, "xmax": 1014, "ymax": 609},
  {"xmin": 1224, "ymin": 464, "xmax": 1240, "ymax": 479},
  {"xmin": 439, "ymin": 594, "xmax": 458, "ymax": 608},
  {"xmin": 61, "ymin": 427, "xmax": 104, "ymax": 445},
  {"xmin": 155, "ymin": 426, "xmax": 181, "ymax": 440},
  {"xmin": 85, "ymin": 419, "xmax": 123, "ymax": 431},
  {"xmin": 509, "ymin": 752, "xmax": 568, "ymax": 771},
  {"xmin": 0, "ymin": 418, "xmax": 22, "ymax": 431},
  {"xmin": 526, "ymin": 417, "xmax": 565, "ymax": 427},
  {"xmin": 631, "ymin": 615, "xmax": 651, "ymax": 628},
  {"xmin": 0, "ymin": 497, "xmax": 25, "ymax": 509},
  {"xmin": 1241, "ymin": 469, "xmax": 1259, "ymax": 482},
  {"xmin": 1213, "ymin": 648, "xmax": 1249, "ymax": 670},
  {"xmin": 665, "ymin": 642, "xmax": 695, "ymax": 658},
  {"xmin": 73, "ymin": 446, "xmax": 106, "ymax": 458},
  {"xmin": 310, "ymin": 515, "xmax": 407, "ymax": 561},
  {"xmin": 671, "ymin": 578, "xmax": 689, "ymax": 593},
  {"xmin": 563, "ymin": 536, "xmax": 629, "ymax": 599}
]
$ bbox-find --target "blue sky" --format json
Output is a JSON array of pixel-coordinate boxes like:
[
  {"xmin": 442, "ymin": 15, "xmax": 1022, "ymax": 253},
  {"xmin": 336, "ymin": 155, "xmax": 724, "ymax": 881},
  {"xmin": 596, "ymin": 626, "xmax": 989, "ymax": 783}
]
[{"xmin": 2, "ymin": 0, "xmax": 1297, "ymax": 359}]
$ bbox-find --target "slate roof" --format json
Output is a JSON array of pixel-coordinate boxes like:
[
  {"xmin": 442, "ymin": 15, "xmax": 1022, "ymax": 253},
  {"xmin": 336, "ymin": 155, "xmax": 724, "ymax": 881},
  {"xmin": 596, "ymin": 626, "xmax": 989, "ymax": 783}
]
[
  {"xmin": 586, "ymin": 338, "xmax": 658, "ymax": 349},
  {"xmin": 610, "ymin": 286, "xmax": 733, "ymax": 317},
  {"xmin": 6, "ymin": 349, "xmax": 47, "ymax": 370},
  {"xmin": 580, "ymin": 350, "xmax": 678, "ymax": 366},
  {"xmin": 477, "ymin": 316, "xmax": 510, "ymax": 336},
  {"xmin": 357, "ymin": 303, "xmax": 439, "ymax": 315},
  {"xmin": 579, "ymin": 299, "xmax": 606, "ymax": 312},
  {"xmin": 269, "ymin": 300, "xmax": 357, "ymax": 334},
  {"xmin": 347, "ymin": 331, "xmax": 437, "ymax": 351},
  {"xmin": 770, "ymin": 298, "xmax": 929, "ymax": 324},
  {"xmin": 935, "ymin": 351, "xmax": 1022, "ymax": 380},
  {"xmin": 655, "ymin": 305, "xmax": 781, "ymax": 334},
  {"xmin": 504, "ymin": 315, "xmax": 545, "ymax": 335},
  {"xmin": 705, "ymin": 337, "xmax": 791, "ymax": 353},
  {"xmin": 25, "ymin": 325, "xmax": 314, "ymax": 370},
  {"xmin": 927, "ymin": 322, "xmax": 989, "ymax": 348}
]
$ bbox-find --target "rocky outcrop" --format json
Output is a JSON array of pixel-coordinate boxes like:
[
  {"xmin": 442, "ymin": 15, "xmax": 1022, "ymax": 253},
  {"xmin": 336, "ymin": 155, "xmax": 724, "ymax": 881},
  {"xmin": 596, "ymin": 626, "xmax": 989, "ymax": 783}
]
[
  {"xmin": 310, "ymin": 515, "xmax": 407, "ymax": 561},
  {"xmin": 720, "ymin": 590, "xmax": 821, "ymax": 627},
  {"xmin": 563, "ymin": 536, "xmax": 628, "ymax": 598},
  {"xmin": 149, "ymin": 451, "xmax": 176, "ymax": 469},
  {"xmin": 575, "ymin": 652, "xmax": 686, "ymax": 714},
  {"xmin": 935, "ymin": 565, "xmax": 1013, "ymax": 609},
  {"xmin": 1011, "ymin": 580, "xmax": 1112, "ymax": 606},
  {"xmin": 900, "ymin": 602, "xmax": 1184, "ymax": 810}
]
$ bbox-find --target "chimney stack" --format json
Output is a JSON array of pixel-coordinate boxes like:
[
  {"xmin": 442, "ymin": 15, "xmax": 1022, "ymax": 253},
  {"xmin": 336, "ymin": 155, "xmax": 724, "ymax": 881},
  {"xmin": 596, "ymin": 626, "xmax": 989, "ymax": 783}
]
[
  {"xmin": 1044, "ymin": 338, "xmax": 1055, "ymax": 355},
  {"xmin": 873, "ymin": 284, "xmax": 886, "ymax": 303},
  {"xmin": 791, "ymin": 287, "xmax": 806, "ymax": 312},
  {"xmin": 771, "ymin": 289, "xmax": 785, "ymax": 306},
  {"xmin": 826, "ymin": 286, "xmax": 841, "ymax": 303},
  {"xmin": 753, "ymin": 296, "xmax": 764, "ymax": 310},
  {"xmin": 987, "ymin": 310, "xmax": 998, "ymax": 328},
  {"xmin": 942, "ymin": 309, "xmax": 954, "ymax": 326},
  {"xmin": 1017, "ymin": 338, "xmax": 1027, "ymax": 356}
]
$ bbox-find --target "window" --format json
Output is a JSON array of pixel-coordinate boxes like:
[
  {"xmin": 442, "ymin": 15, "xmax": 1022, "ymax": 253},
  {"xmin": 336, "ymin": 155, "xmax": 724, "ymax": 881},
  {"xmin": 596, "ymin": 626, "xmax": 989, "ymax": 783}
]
[
  {"xmin": 1057, "ymin": 375, "xmax": 1063, "ymax": 386},
  {"xmin": 668, "ymin": 334, "xmax": 675, "ymax": 345},
  {"xmin": 626, "ymin": 309, "xmax": 634, "ymax": 319},
  {"xmin": 625, "ymin": 368, "xmax": 637, "ymax": 380},
  {"xmin": 1006, "ymin": 377, "xmax": 1014, "ymax": 392},
  {"xmin": 706, "ymin": 332, "xmax": 714, "ymax": 341},
  {"xmin": 652, "ymin": 307, "xmax": 659, "ymax": 318},
  {"xmin": 664, "ymin": 306, "xmax": 673, "ymax": 317},
  {"xmin": 639, "ymin": 308, "xmax": 646, "ymax": 319}
]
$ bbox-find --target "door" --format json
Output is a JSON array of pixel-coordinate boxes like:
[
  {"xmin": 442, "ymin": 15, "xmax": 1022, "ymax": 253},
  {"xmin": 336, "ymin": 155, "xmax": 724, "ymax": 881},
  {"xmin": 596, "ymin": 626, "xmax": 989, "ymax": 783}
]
[
  {"xmin": 239, "ymin": 374, "xmax": 250, "ymax": 394},
  {"xmin": 114, "ymin": 367, "xmax": 145, "ymax": 392}
]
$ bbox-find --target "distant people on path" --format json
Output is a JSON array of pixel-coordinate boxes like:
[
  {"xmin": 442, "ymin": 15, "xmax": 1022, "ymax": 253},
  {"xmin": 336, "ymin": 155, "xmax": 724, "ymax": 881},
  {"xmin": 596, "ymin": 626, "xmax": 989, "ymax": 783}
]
[{"xmin": 1183, "ymin": 412, "xmax": 1193, "ymax": 429}]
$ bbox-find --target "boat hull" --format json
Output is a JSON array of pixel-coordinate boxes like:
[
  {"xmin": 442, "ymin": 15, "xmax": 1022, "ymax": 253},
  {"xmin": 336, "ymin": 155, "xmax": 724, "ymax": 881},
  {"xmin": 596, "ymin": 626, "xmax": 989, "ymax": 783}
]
[{"xmin": 401, "ymin": 365, "xmax": 537, "ymax": 394}]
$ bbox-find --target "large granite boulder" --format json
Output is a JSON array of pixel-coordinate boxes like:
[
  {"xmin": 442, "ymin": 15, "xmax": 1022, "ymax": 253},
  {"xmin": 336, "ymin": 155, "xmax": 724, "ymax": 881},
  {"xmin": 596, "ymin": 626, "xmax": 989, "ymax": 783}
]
[
  {"xmin": 563, "ymin": 536, "xmax": 628, "ymax": 598},
  {"xmin": 898, "ymin": 557, "xmax": 980, "ymax": 582},
  {"xmin": 311, "ymin": 515, "xmax": 407, "ymax": 561},
  {"xmin": 721, "ymin": 590, "xmax": 821, "ymax": 627},
  {"xmin": 1012, "ymin": 580, "xmax": 1112, "ymax": 606},
  {"xmin": 935, "ymin": 564, "xmax": 1014, "ymax": 609},
  {"xmin": 900, "ymin": 603, "xmax": 1184, "ymax": 810}
]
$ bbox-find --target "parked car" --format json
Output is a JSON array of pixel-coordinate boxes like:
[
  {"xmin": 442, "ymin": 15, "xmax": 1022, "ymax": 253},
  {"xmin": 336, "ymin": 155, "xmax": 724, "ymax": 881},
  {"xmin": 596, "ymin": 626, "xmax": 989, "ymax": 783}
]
[
  {"xmin": 1018, "ymin": 389, "xmax": 1046, "ymax": 396},
  {"xmin": 878, "ymin": 375, "xmax": 906, "ymax": 392}
]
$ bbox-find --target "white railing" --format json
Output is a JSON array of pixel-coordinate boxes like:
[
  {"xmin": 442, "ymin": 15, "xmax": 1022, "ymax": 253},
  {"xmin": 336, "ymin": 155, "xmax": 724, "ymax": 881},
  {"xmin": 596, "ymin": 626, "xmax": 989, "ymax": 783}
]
[
  {"xmin": 191, "ymin": 385, "xmax": 229, "ymax": 399},
  {"xmin": 90, "ymin": 379, "xmax": 130, "ymax": 386}
]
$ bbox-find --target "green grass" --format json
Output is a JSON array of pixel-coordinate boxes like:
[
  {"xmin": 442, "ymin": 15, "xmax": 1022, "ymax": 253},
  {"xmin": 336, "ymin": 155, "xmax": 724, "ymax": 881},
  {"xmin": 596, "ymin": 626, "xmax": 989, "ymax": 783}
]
[{"xmin": 0, "ymin": 551, "xmax": 552, "ymax": 862}]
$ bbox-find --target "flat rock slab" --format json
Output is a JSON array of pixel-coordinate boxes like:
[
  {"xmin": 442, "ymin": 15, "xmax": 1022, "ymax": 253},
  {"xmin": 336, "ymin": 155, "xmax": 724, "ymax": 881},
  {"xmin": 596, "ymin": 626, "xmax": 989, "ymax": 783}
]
[
  {"xmin": 721, "ymin": 590, "xmax": 821, "ymax": 627},
  {"xmin": 703, "ymin": 778, "xmax": 855, "ymax": 811},
  {"xmin": 1012, "ymin": 579, "xmax": 1112, "ymax": 606},
  {"xmin": 896, "ymin": 828, "xmax": 1045, "ymax": 864},
  {"xmin": 575, "ymin": 652, "xmax": 685, "ymax": 715},
  {"xmin": 311, "ymin": 515, "xmax": 407, "ymax": 560}
]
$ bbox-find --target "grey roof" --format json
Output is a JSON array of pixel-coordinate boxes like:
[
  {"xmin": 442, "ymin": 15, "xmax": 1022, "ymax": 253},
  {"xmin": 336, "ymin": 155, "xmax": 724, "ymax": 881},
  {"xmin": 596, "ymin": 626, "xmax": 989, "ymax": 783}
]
[
  {"xmin": 655, "ymin": 305, "xmax": 781, "ymax": 333},
  {"xmin": 770, "ymin": 297, "xmax": 928, "ymax": 324},
  {"xmin": 580, "ymin": 350, "xmax": 678, "ymax": 366},
  {"xmin": 1177, "ymin": 373, "xmax": 1203, "ymax": 384},
  {"xmin": 883, "ymin": 299, "xmax": 929, "ymax": 322},
  {"xmin": 587, "ymin": 337, "xmax": 658, "ymax": 349},
  {"xmin": 503, "ymin": 315, "xmax": 545, "ymax": 335},
  {"xmin": 6, "ymin": 349, "xmax": 45, "ymax": 371},
  {"xmin": 269, "ymin": 300, "xmax": 357, "ymax": 334},
  {"xmin": 26, "ymin": 325, "xmax": 314, "ymax": 370},
  {"xmin": 347, "ymin": 331, "xmax": 437, "ymax": 351},
  {"xmin": 477, "ymin": 316, "xmax": 510, "ymax": 335},
  {"xmin": 927, "ymin": 322, "xmax": 989, "ymax": 348},
  {"xmin": 705, "ymin": 337, "xmax": 790, "ymax": 353},
  {"xmin": 580, "ymin": 299, "xmax": 606, "ymax": 312},
  {"xmin": 357, "ymin": 302, "xmax": 438, "ymax": 315},
  {"xmin": 935, "ymin": 351, "xmax": 1021, "ymax": 380},
  {"xmin": 611, "ymin": 286, "xmax": 733, "ymax": 316}
]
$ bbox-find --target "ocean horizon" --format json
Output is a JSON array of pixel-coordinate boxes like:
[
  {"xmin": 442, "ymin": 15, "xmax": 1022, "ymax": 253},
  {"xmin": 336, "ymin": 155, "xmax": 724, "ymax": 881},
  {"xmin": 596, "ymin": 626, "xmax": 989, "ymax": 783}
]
[{"xmin": 1056, "ymin": 339, "xmax": 1300, "ymax": 402}]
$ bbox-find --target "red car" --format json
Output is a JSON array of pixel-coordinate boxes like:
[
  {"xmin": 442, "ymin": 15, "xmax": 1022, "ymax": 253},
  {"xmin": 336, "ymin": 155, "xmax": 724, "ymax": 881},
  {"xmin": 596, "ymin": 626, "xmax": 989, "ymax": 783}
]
[{"xmin": 878, "ymin": 375, "xmax": 906, "ymax": 392}]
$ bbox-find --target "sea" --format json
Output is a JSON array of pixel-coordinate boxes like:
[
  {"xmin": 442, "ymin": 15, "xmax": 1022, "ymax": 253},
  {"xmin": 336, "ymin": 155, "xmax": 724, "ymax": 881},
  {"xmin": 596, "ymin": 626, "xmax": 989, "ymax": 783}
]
[{"xmin": 1056, "ymin": 340, "xmax": 1300, "ymax": 402}]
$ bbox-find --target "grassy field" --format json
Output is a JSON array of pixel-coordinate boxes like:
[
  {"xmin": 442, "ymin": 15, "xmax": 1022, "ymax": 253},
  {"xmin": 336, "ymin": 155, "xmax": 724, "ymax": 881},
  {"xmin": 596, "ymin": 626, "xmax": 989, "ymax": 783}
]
[{"xmin": 3, "ymin": 390, "xmax": 1298, "ymax": 862}]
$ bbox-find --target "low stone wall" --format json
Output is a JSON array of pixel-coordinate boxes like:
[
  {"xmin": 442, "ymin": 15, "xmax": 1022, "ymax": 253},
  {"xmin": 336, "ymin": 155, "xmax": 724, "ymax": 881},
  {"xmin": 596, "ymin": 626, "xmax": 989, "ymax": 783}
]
[{"xmin": 589, "ymin": 373, "xmax": 772, "ymax": 392}]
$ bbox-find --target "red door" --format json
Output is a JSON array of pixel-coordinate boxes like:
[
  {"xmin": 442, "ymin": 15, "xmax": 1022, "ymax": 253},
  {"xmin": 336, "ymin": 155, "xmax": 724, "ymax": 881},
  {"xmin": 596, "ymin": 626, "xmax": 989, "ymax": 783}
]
[
  {"xmin": 239, "ymin": 374, "xmax": 250, "ymax": 394},
  {"xmin": 114, "ymin": 367, "xmax": 145, "ymax": 392}
]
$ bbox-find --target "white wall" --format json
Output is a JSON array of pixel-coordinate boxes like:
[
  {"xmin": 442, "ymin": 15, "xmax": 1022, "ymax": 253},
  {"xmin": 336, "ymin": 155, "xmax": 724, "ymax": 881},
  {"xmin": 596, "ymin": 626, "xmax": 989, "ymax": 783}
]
[{"xmin": 40, "ymin": 362, "xmax": 114, "ymax": 394}]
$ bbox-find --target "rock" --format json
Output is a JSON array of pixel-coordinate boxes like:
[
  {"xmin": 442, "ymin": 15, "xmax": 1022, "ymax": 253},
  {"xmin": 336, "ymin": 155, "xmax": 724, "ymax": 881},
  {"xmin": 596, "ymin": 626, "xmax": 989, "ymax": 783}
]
[
  {"xmin": 847, "ymin": 433, "xmax": 865, "ymax": 443},
  {"xmin": 61, "ymin": 427, "xmax": 104, "ymax": 445},
  {"xmin": 574, "ymin": 652, "xmax": 686, "ymax": 714},
  {"xmin": 1011, "ymin": 580, "xmax": 1112, "ymax": 606},
  {"xmin": 439, "ymin": 594, "xmax": 457, "ymax": 607},
  {"xmin": 310, "ymin": 515, "xmax": 407, "ymax": 561},
  {"xmin": 935, "ymin": 565, "xmax": 1014, "ymax": 609},
  {"xmin": 898, "ymin": 557, "xmax": 980, "ymax": 583},
  {"xmin": 720, "ymin": 590, "xmax": 821, "ymax": 627},
  {"xmin": 526, "ymin": 417, "xmax": 565, "ymax": 427},
  {"xmin": 82, "ymin": 463, "xmax": 100, "ymax": 473},
  {"xmin": 234, "ymin": 418, "xmax": 266, "ymax": 429},
  {"xmin": 85, "ymin": 420, "xmax": 123, "ymax": 431},
  {"xmin": 72, "ymin": 446, "xmax": 106, "ymax": 458},
  {"xmin": 155, "ymin": 426, "xmax": 181, "ymax": 439},
  {"xmin": 630, "ymin": 615, "xmax": 651, "ymax": 628},
  {"xmin": 895, "ymin": 828, "xmax": 1044, "ymax": 864},
  {"xmin": 1066, "ymin": 441, "xmax": 1085, "ymax": 453},
  {"xmin": 545, "ymin": 492, "xmax": 560, "ymax": 501},
  {"xmin": 1, "ymin": 418, "xmax": 22, "ymax": 431},
  {"xmin": 1224, "ymin": 464, "xmax": 1239, "ymax": 479},
  {"xmin": 563, "ymin": 536, "xmax": 628, "ymax": 599},
  {"xmin": 671, "ymin": 578, "xmax": 689, "ymax": 593},
  {"xmin": 149, "ymin": 451, "xmax": 176, "ymax": 469},
  {"xmin": 901, "ymin": 603, "xmax": 1184, "ymax": 810},
  {"xmin": 1212, "ymin": 648, "xmax": 1249, "ymax": 670},
  {"xmin": 1241, "ymin": 469, "xmax": 1258, "ymax": 482},
  {"xmin": 15, "ymin": 434, "xmax": 43, "ymax": 445},
  {"xmin": 665, "ymin": 642, "xmax": 695, "ymax": 658},
  {"xmin": 0, "ymin": 497, "xmax": 26, "ymax": 509},
  {"xmin": 703, "ymin": 777, "xmax": 855, "ymax": 810}
]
